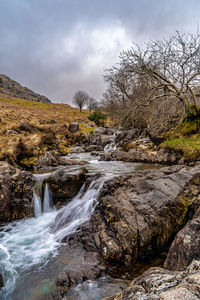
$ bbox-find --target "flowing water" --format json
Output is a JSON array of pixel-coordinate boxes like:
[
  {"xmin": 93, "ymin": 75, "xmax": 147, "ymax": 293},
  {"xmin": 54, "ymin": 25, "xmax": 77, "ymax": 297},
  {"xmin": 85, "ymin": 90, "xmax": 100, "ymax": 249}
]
[{"xmin": 0, "ymin": 152, "xmax": 144, "ymax": 299}]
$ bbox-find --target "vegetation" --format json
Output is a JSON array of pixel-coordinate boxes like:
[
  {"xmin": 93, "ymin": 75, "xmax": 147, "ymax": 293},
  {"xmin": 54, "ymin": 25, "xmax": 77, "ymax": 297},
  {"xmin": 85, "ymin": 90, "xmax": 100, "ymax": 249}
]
[
  {"xmin": 88, "ymin": 110, "xmax": 107, "ymax": 126},
  {"xmin": 73, "ymin": 90, "xmax": 89, "ymax": 112},
  {"xmin": 102, "ymin": 31, "xmax": 200, "ymax": 133},
  {"xmin": 0, "ymin": 93, "xmax": 95, "ymax": 169}
]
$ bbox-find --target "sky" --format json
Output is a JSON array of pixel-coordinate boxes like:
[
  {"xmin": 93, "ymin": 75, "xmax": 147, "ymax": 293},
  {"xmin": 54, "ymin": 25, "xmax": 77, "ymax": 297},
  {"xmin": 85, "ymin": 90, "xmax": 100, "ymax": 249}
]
[{"xmin": 0, "ymin": 0, "xmax": 200, "ymax": 104}]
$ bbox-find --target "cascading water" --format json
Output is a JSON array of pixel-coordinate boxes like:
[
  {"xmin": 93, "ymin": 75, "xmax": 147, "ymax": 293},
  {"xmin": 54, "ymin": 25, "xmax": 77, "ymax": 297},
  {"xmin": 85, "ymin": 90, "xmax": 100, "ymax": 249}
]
[
  {"xmin": 104, "ymin": 142, "xmax": 117, "ymax": 152},
  {"xmin": 53, "ymin": 180, "xmax": 103, "ymax": 242},
  {"xmin": 0, "ymin": 172, "xmax": 104, "ymax": 299},
  {"xmin": 43, "ymin": 183, "xmax": 54, "ymax": 213}
]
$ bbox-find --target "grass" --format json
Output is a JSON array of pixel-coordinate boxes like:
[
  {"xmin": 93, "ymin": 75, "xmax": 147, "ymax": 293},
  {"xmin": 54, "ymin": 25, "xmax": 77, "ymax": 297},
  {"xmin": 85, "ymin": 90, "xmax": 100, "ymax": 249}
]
[
  {"xmin": 161, "ymin": 136, "xmax": 200, "ymax": 161},
  {"xmin": 0, "ymin": 94, "xmax": 97, "ymax": 169}
]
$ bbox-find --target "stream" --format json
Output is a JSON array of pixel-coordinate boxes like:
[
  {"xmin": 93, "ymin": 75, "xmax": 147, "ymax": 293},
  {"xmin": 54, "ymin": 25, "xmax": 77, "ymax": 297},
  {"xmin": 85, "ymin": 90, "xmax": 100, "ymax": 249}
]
[{"xmin": 0, "ymin": 151, "xmax": 151, "ymax": 300}]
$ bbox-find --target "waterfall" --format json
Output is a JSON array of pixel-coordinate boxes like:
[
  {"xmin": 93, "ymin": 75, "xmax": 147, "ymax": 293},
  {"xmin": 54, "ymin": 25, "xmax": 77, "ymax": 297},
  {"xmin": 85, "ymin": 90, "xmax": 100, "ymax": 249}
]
[
  {"xmin": 33, "ymin": 191, "xmax": 42, "ymax": 217},
  {"xmin": 54, "ymin": 180, "xmax": 103, "ymax": 242},
  {"xmin": 43, "ymin": 183, "xmax": 53, "ymax": 213},
  {"xmin": 104, "ymin": 142, "xmax": 117, "ymax": 152},
  {"xmin": 33, "ymin": 173, "xmax": 52, "ymax": 217}
]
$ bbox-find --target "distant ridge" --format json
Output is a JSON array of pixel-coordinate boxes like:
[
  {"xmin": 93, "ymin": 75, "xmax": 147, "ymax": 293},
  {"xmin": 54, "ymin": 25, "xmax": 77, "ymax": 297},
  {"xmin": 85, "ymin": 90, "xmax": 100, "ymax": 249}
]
[{"xmin": 0, "ymin": 74, "xmax": 51, "ymax": 103}]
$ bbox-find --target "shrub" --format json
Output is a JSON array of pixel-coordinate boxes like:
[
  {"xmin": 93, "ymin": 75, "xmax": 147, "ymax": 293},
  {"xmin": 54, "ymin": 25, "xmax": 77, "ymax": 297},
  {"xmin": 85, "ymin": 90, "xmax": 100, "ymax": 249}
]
[{"xmin": 88, "ymin": 110, "xmax": 107, "ymax": 126}]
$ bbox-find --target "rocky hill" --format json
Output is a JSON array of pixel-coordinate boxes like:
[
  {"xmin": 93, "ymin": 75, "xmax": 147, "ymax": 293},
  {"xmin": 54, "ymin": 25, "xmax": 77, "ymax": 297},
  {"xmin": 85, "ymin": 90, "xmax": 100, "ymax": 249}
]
[{"xmin": 0, "ymin": 74, "xmax": 51, "ymax": 103}]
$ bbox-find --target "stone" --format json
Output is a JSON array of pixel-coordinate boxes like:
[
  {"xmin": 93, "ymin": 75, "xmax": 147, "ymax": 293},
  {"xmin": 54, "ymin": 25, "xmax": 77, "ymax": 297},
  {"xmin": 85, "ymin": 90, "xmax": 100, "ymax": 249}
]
[
  {"xmin": 164, "ymin": 206, "xmax": 200, "ymax": 271},
  {"xmin": 81, "ymin": 164, "xmax": 200, "ymax": 267},
  {"xmin": 0, "ymin": 161, "xmax": 34, "ymax": 224},
  {"xmin": 85, "ymin": 145, "xmax": 103, "ymax": 152},
  {"xmin": 68, "ymin": 122, "xmax": 79, "ymax": 133},
  {"xmin": 104, "ymin": 260, "xmax": 200, "ymax": 299},
  {"xmin": 46, "ymin": 166, "xmax": 87, "ymax": 204},
  {"xmin": 115, "ymin": 129, "xmax": 140, "ymax": 147}
]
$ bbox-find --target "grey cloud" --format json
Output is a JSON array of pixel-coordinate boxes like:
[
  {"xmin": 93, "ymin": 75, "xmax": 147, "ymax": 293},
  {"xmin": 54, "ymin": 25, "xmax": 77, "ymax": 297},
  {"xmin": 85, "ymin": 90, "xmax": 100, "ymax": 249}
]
[{"xmin": 1, "ymin": 0, "xmax": 200, "ymax": 104}]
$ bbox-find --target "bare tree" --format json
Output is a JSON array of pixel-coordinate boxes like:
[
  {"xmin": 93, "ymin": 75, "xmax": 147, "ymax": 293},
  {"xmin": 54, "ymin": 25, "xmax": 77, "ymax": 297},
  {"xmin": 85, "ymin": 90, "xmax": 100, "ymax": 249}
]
[
  {"xmin": 73, "ymin": 90, "xmax": 89, "ymax": 112},
  {"xmin": 87, "ymin": 97, "xmax": 98, "ymax": 112},
  {"xmin": 115, "ymin": 31, "xmax": 200, "ymax": 111},
  {"xmin": 103, "ymin": 31, "xmax": 200, "ymax": 131}
]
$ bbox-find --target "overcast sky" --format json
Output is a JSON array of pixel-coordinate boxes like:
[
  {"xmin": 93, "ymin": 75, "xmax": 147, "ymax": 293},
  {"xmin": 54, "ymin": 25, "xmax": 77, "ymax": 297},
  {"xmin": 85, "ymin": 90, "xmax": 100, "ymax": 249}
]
[{"xmin": 1, "ymin": 0, "xmax": 200, "ymax": 104}]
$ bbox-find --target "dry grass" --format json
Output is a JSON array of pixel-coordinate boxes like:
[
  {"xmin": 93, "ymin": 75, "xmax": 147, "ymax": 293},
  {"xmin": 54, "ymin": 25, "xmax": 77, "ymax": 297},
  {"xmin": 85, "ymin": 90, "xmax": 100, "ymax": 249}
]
[{"xmin": 0, "ymin": 94, "xmax": 97, "ymax": 168}]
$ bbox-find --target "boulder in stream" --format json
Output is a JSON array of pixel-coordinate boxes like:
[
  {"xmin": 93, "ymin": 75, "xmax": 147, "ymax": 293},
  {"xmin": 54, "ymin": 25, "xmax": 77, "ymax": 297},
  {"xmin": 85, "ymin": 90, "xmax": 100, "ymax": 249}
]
[{"xmin": 46, "ymin": 166, "xmax": 88, "ymax": 205}]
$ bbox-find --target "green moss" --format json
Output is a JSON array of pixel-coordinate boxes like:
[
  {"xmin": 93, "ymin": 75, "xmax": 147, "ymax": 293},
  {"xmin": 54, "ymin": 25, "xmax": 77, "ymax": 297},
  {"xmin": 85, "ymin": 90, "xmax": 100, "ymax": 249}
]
[{"xmin": 161, "ymin": 137, "xmax": 200, "ymax": 161}]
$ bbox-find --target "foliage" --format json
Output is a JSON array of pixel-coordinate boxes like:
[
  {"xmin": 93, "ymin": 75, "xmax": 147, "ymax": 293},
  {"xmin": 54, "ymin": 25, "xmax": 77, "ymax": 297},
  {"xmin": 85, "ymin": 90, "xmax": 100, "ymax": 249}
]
[{"xmin": 88, "ymin": 110, "xmax": 107, "ymax": 126}]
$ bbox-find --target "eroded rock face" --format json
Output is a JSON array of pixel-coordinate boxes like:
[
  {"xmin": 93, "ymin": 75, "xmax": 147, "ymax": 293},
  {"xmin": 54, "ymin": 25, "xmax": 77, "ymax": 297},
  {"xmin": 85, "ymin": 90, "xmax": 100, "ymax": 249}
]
[
  {"xmin": 164, "ymin": 206, "xmax": 200, "ymax": 271},
  {"xmin": 46, "ymin": 166, "xmax": 87, "ymax": 204},
  {"xmin": 0, "ymin": 161, "xmax": 34, "ymax": 224},
  {"xmin": 81, "ymin": 165, "xmax": 200, "ymax": 267},
  {"xmin": 105, "ymin": 260, "xmax": 200, "ymax": 300}
]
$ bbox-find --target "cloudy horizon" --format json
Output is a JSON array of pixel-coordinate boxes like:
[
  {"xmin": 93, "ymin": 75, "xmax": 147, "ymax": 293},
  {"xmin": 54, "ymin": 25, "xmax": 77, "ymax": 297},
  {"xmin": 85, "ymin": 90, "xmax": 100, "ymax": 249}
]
[{"xmin": 1, "ymin": 0, "xmax": 200, "ymax": 104}]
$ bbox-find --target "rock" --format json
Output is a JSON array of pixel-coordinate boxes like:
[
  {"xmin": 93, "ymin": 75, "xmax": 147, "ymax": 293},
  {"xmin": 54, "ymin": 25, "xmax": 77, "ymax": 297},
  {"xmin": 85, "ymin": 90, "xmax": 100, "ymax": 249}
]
[
  {"xmin": 68, "ymin": 122, "xmax": 79, "ymax": 133},
  {"xmin": 19, "ymin": 121, "xmax": 36, "ymax": 133},
  {"xmin": 69, "ymin": 146, "xmax": 85, "ymax": 153},
  {"xmin": 115, "ymin": 129, "xmax": 140, "ymax": 147},
  {"xmin": 100, "ymin": 135, "xmax": 115, "ymax": 147},
  {"xmin": 85, "ymin": 145, "xmax": 103, "ymax": 152},
  {"xmin": 100, "ymin": 148, "xmax": 178, "ymax": 165},
  {"xmin": 164, "ymin": 205, "xmax": 200, "ymax": 271},
  {"xmin": 0, "ymin": 274, "xmax": 3, "ymax": 290},
  {"xmin": 0, "ymin": 161, "xmax": 34, "ymax": 224},
  {"xmin": 91, "ymin": 151, "xmax": 100, "ymax": 156},
  {"xmin": 81, "ymin": 164, "xmax": 200, "ymax": 268},
  {"xmin": 105, "ymin": 260, "xmax": 200, "ymax": 299},
  {"xmin": 50, "ymin": 119, "xmax": 58, "ymax": 124},
  {"xmin": 6, "ymin": 129, "xmax": 20, "ymax": 134},
  {"xmin": 46, "ymin": 166, "xmax": 87, "ymax": 204}
]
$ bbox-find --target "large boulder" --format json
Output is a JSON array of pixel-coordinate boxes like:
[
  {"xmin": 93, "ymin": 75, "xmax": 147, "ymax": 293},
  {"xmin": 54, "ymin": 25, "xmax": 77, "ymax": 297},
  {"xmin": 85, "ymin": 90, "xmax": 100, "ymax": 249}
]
[
  {"xmin": 164, "ymin": 206, "xmax": 200, "ymax": 271},
  {"xmin": 82, "ymin": 165, "xmax": 200, "ymax": 267},
  {"xmin": 105, "ymin": 260, "xmax": 200, "ymax": 300},
  {"xmin": 46, "ymin": 166, "xmax": 87, "ymax": 204},
  {"xmin": 0, "ymin": 161, "xmax": 34, "ymax": 224}
]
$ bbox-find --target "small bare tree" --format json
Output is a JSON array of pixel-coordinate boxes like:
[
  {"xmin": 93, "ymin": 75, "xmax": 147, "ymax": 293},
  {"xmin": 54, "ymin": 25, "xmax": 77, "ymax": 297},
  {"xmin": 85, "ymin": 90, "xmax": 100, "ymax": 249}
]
[
  {"xmin": 87, "ymin": 97, "xmax": 98, "ymax": 112},
  {"xmin": 73, "ymin": 90, "xmax": 89, "ymax": 112}
]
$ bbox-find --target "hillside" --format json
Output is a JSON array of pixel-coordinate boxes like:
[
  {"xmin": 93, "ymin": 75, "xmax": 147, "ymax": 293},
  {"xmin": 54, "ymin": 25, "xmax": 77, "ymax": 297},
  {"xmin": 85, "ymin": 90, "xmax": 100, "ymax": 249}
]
[
  {"xmin": 0, "ymin": 93, "xmax": 95, "ymax": 169},
  {"xmin": 0, "ymin": 74, "xmax": 51, "ymax": 103}
]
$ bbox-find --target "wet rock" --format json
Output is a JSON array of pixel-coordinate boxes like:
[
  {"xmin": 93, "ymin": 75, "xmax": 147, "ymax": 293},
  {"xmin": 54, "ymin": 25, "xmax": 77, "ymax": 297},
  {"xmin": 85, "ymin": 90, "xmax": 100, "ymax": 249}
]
[
  {"xmin": 91, "ymin": 151, "xmax": 100, "ymax": 156},
  {"xmin": 0, "ymin": 274, "xmax": 4, "ymax": 290},
  {"xmin": 82, "ymin": 165, "xmax": 200, "ymax": 268},
  {"xmin": 85, "ymin": 145, "xmax": 103, "ymax": 152},
  {"xmin": 46, "ymin": 166, "xmax": 87, "ymax": 204},
  {"xmin": 0, "ymin": 161, "xmax": 34, "ymax": 224},
  {"xmin": 164, "ymin": 206, "xmax": 200, "ymax": 271},
  {"xmin": 105, "ymin": 260, "xmax": 200, "ymax": 300},
  {"xmin": 68, "ymin": 122, "xmax": 79, "ymax": 133}
]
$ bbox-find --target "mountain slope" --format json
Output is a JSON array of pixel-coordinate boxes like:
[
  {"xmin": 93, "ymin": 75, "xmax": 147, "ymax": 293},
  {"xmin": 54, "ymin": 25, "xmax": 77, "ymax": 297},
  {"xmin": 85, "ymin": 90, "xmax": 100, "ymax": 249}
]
[{"xmin": 0, "ymin": 74, "xmax": 51, "ymax": 103}]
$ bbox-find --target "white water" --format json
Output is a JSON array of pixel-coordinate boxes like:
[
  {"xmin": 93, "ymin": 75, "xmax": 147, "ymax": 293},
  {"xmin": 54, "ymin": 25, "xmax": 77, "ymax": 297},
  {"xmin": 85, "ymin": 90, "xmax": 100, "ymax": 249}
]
[
  {"xmin": 104, "ymin": 142, "xmax": 117, "ymax": 152},
  {"xmin": 43, "ymin": 183, "xmax": 54, "ymax": 213},
  {"xmin": 0, "ymin": 175, "xmax": 104, "ymax": 299},
  {"xmin": 54, "ymin": 180, "xmax": 103, "ymax": 242}
]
